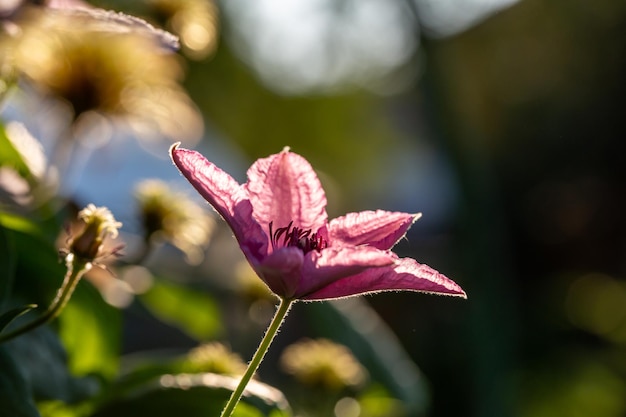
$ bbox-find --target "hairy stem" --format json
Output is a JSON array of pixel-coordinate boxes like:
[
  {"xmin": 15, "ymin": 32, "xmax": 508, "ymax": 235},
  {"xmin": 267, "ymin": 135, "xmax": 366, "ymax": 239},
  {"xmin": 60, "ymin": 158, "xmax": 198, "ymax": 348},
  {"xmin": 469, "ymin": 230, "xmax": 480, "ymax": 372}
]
[
  {"xmin": 0, "ymin": 254, "xmax": 90, "ymax": 344},
  {"xmin": 219, "ymin": 298, "xmax": 294, "ymax": 417}
]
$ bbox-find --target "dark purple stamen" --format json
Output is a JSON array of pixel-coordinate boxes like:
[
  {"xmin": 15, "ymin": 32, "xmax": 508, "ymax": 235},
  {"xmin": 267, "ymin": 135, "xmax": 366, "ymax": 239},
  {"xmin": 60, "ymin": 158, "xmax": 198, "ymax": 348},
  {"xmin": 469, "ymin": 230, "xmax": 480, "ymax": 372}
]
[{"xmin": 269, "ymin": 221, "xmax": 328, "ymax": 254}]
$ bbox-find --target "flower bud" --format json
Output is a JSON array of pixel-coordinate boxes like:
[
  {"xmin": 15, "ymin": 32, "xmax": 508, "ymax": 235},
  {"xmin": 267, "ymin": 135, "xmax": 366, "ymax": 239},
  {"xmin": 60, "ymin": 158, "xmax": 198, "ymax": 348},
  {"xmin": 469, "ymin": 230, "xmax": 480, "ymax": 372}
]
[{"xmin": 68, "ymin": 204, "xmax": 122, "ymax": 263}]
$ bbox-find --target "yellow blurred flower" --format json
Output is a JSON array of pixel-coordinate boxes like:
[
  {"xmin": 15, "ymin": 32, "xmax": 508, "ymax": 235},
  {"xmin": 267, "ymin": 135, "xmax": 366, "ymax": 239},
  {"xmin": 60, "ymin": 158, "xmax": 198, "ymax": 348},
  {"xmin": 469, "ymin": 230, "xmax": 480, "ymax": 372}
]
[
  {"xmin": 135, "ymin": 179, "xmax": 214, "ymax": 264},
  {"xmin": 147, "ymin": 0, "xmax": 219, "ymax": 60},
  {"xmin": 280, "ymin": 339, "xmax": 367, "ymax": 391},
  {"xmin": 1, "ymin": 6, "xmax": 202, "ymax": 142},
  {"xmin": 181, "ymin": 342, "xmax": 247, "ymax": 376}
]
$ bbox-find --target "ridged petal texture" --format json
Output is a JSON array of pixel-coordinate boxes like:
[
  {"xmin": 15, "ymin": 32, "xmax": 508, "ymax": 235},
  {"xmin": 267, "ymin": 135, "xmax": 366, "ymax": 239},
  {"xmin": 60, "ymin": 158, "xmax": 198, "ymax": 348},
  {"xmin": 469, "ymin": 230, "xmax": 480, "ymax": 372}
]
[
  {"xmin": 169, "ymin": 144, "xmax": 267, "ymax": 262},
  {"xmin": 246, "ymin": 148, "xmax": 327, "ymax": 237},
  {"xmin": 303, "ymin": 258, "xmax": 466, "ymax": 300},
  {"xmin": 329, "ymin": 210, "xmax": 420, "ymax": 250}
]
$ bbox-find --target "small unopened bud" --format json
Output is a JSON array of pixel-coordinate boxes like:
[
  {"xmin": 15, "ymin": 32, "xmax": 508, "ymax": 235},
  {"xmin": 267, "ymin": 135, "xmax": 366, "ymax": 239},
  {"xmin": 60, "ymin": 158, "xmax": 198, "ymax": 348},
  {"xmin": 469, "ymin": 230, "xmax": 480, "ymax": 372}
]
[{"xmin": 68, "ymin": 204, "xmax": 122, "ymax": 263}]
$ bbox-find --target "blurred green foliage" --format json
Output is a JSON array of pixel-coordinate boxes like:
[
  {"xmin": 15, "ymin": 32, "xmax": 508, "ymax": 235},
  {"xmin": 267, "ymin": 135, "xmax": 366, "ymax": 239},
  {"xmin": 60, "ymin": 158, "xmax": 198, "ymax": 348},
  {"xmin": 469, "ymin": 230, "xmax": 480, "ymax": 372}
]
[{"xmin": 139, "ymin": 278, "xmax": 223, "ymax": 341}]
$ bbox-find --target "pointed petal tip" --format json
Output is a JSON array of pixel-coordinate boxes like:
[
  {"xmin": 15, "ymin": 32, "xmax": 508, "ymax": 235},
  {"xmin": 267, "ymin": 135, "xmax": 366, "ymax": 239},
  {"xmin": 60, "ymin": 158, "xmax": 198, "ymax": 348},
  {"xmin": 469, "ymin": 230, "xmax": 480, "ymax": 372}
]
[
  {"xmin": 445, "ymin": 287, "xmax": 468, "ymax": 299},
  {"xmin": 397, "ymin": 276, "xmax": 467, "ymax": 299},
  {"xmin": 413, "ymin": 212, "xmax": 423, "ymax": 222},
  {"xmin": 169, "ymin": 142, "xmax": 182, "ymax": 157},
  {"xmin": 439, "ymin": 280, "xmax": 467, "ymax": 298},
  {"xmin": 427, "ymin": 272, "xmax": 467, "ymax": 299}
]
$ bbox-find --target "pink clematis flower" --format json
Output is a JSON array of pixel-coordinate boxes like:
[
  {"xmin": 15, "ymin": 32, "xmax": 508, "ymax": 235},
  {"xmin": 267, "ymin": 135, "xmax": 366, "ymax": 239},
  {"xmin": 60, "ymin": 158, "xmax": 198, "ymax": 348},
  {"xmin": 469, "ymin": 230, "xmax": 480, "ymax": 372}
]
[{"xmin": 170, "ymin": 144, "xmax": 466, "ymax": 301}]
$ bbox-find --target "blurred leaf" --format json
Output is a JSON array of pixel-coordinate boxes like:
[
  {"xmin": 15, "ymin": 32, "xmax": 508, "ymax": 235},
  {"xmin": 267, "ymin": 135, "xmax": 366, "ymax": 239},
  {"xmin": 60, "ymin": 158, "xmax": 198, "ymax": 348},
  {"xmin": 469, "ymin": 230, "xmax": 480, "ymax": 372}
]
[
  {"xmin": 139, "ymin": 279, "xmax": 222, "ymax": 341},
  {"xmin": 306, "ymin": 299, "xmax": 430, "ymax": 416},
  {"xmin": 0, "ymin": 122, "xmax": 31, "ymax": 178},
  {"xmin": 5, "ymin": 325, "xmax": 98, "ymax": 404},
  {"xmin": 38, "ymin": 400, "xmax": 91, "ymax": 417},
  {"xmin": 0, "ymin": 212, "xmax": 49, "ymax": 240},
  {"xmin": 519, "ymin": 357, "xmax": 626, "ymax": 417},
  {"xmin": 58, "ymin": 281, "xmax": 121, "ymax": 380},
  {"xmin": 0, "ymin": 304, "xmax": 37, "ymax": 333},
  {"xmin": 0, "ymin": 345, "xmax": 41, "ymax": 417},
  {"xmin": 1, "ymin": 212, "xmax": 66, "ymax": 305},
  {"xmin": 98, "ymin": 354, "xmax": 182, "ymax": 401},
  {"xmin": 358, "ymin": 385, "xmax": 408, "ymax": 417},
  {"xmin": 0, "ymin": 225, "xmax": 16, "ymax": 309},
  {"xmin": 92, "ymin": 371, "xmax": 291, "ymax": 417}
]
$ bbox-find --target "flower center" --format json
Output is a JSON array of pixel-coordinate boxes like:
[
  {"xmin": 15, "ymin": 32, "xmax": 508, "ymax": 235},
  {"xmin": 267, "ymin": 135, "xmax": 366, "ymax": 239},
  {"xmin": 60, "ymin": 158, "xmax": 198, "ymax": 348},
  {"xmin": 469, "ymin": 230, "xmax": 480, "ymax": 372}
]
[{"xmin": 269, "ymin": 221, "xmax": 328, "ymax": 254}]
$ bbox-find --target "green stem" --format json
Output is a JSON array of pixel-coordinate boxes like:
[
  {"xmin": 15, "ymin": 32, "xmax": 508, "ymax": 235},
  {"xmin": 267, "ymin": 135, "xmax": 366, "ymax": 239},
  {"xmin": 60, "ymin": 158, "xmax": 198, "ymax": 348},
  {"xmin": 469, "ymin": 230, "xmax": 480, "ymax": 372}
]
[
  {"xmin": 220, "ymin": 298, "xmax": 294, "ymax": 417},
  {"xmin": 0, "ymin": 255, "xmax": 90, "ymax": 344}
]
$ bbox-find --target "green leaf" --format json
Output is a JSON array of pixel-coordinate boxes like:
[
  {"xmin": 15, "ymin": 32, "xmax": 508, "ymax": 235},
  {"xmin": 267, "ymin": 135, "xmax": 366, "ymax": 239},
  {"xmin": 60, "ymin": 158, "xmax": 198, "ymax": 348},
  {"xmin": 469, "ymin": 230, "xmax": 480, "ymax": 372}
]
[
  {"xmin": 5, "ymin": 215, "xmax": 66, "ymax": 305},
  {"xmin": 0, "ymin": 212, "xmax": 43, "ymax": 237},
  {"xmin": 38, "ymin": 400, "xmax": 92, "ymax": 417},
  {"xmin": 91, "ymin": 371, "xmax": 291, "ymax": 417},
  {"xmin": 306, "ymin": 299, "xmax": 430, "ymax": 416},
  {"xmin": 4, "ymin": 325, "xmax": 98, "ymax": 404},
  {"xmin": 0, "ymin": 345, "xmax": 41, "ymax": 417},
  {"xmin": 58, "ymin": 281, "xmax": 121, "ymax": 380},
  {"xmin": 0, "ymin": 224, "xmax": 16, "ymax": 310},
  {"xmin": 358, "ymin": 385, "xmax": 408, "ymax": 417},
  {"xmin": 139, "ymin": 279, "xmax": 222, "ymax": 341},
  {"xmin": 0, "ymin": 304, "xmax": 37, "ymax": 333},
  {"xmin": 0, "ymin": 122, "xmax": 31, "ymax": 179}
]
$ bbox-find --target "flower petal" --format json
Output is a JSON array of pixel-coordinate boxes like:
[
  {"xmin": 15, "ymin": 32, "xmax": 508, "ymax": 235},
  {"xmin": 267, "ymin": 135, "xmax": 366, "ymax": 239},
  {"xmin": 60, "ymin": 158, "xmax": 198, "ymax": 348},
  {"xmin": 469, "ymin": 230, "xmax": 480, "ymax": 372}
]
[
  {"xmin": 294, "ymin": 247, "xmax": 396, "ymax": 298},
  {"xmin": 257, "ymin": 247, "xmax": 304, "ymax": 298},
  {"xmin": 329, "ymin": 210, "xmax": 420, "ymax": 250},
  {"xmin": 170, "ymin": 144, "xmax": 267, "ymax": 261},
  {"xmin": 245, "ymin": 148, "xmax": 328, "ymax": 235},
  {"xmin": 302, "ymin": 258, "xmax": 466, "ymax": 300}
]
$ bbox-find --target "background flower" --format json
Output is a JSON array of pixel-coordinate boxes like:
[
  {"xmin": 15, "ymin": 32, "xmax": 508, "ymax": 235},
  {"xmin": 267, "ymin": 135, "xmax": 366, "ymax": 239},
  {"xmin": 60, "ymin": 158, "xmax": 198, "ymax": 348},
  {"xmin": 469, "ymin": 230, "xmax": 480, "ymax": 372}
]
[
  {"xmin": 0, "ymin": 6, "xmax": 202, "ymax": 143},
  {"xmin": 135, "ymin": 179, "xmax": 215, "ymax": 264},
  {"xmin": 280, "ymin": 338, "xmax": 367, "ymax": 391},
  {"xmin": 146, "ymin": 0, "xmax": 219, "ymax": 60},
  {"xmin": 180, "ymin": 342, "xmax": 247, "ymax": 376}
]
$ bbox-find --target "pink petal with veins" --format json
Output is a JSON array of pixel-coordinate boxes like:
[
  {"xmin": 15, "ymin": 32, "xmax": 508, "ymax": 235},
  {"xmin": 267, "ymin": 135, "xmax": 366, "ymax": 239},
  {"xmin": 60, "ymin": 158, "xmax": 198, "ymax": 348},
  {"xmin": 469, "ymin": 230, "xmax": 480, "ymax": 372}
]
[
  {"xmin": 295, "ymin": 246, "xmax": 396, "ymax": 298},
  {"xmin": 170, "ymin": 144, "xmax": 267, "ymax": 261},
  {"xmin": 329, "ymin": 210, "xmax": 420, "ymax": 250},
  {"xmin": 303, "ymin": 258, "xmax": 467, "ymax": 300},
  {"xmin": 246, "ymin": 148, "xmax": 327, "ymax": 236}
]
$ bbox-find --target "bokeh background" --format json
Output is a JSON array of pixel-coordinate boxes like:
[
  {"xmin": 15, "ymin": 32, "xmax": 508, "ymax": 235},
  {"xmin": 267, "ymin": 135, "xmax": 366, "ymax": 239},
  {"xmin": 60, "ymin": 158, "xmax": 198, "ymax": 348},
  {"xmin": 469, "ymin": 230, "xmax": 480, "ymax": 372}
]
[{"xmin": 1, "ymin": 0, "xmax": 626, "ymax": 416}]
